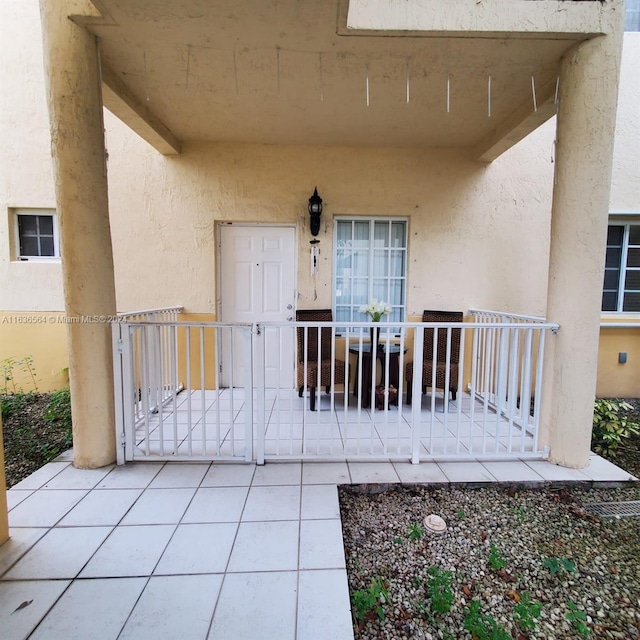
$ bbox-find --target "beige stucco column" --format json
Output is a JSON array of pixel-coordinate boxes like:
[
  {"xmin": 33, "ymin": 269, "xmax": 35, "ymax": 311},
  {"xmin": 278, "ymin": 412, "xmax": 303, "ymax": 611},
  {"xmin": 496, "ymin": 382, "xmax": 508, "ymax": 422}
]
[
  {"xmin": 541, "ymin": 21, "xmax": 624, "ymax": 468},
  {"xmin": 39, "ymin": 0, "xmax": 117, "ymax": 467},
  {"xmin": 0, "ymin": 415, "xmax": 8, "ymax": 545}
]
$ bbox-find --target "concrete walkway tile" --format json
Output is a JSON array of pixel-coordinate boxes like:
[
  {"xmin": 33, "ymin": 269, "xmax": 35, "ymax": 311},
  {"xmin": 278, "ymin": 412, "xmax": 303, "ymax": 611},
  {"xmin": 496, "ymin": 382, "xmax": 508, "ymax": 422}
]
[
  {"xmin": 30, "ymin": 578, "xmax": 146, "ymax": 640},
  {"xmin": 0, "ymin": 579, "xmax": 70, "ymax": 640},
  {"xmin": 438, "ymin": 461, "xmax": 498, "ymax": 484},
  {"xmin": 302, "ymin": 461, "xmax": 350, "ymax": 485},
  {"xmin": 348, "ymin": 462, "xmax": 400, "ymax": 484},
  {"xmin": 482, "ymin": 460, "xmax": 545, "ymax": 483},
  {"xmin": 392, "ymin": 462, "xmax": 449, "ymax": 484},
  {"xmin": 8, "ymin": 490, "xmax": 88, "ymax": 528},
  {"xmin": 3, "ymin": 527, "xmax": 112, "ymax": 580},
  {"xmin": 208, "ymin": 571, "xmax": 297, "ymax": 640},
  {"xmin": 297, "ymin": 569, "xmax": 354, "ymax": 640},
  {"xmin": 120, "ymin": 575, "xmax": 223, "ymax": 640},
  {"xmin": 10, "ymin": 463, "xmax": 70, "ymax": 491}
]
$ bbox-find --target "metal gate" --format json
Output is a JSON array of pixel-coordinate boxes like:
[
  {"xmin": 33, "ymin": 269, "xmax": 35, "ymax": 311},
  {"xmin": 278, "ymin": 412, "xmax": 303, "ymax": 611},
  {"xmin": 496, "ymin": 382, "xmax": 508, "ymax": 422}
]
[{"xmin": 112, "ymin": 309, "xmax": 557, "ymax": 465}]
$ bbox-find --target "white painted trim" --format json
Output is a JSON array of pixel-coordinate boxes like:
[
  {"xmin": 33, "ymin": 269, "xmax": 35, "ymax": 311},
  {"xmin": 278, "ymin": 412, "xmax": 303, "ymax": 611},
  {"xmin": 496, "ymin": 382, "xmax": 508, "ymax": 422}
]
[{"xmin": 12, "ymin": 208, "xmax": 60, "ymax": 261}]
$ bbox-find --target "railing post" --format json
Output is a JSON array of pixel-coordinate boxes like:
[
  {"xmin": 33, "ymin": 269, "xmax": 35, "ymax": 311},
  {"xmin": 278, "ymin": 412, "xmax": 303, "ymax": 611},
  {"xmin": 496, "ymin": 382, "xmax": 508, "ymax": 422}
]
[
  {"xmin": 253, "ymin": 324, "xmax": 263, "ymax": 465},
  {"xmin": 532, "ymin": 329, "xmax": 547, "ymax": 453},
  {"xmin": 410, "ymin": 326, "xmax": 424, "ymax": 464},
  {"xmin": 111, "ymin": 322, "xmax": 125, "ymax": 465},
  {"xmin": 118, "ymin": 324, "xmax": 135, "ymax": 463}
]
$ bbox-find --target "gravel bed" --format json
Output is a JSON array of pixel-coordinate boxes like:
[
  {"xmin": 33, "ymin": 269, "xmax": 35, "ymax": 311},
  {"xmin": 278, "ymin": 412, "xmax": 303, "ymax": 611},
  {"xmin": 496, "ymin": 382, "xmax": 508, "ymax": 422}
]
[{"xmin": 339, "ymin": 483, "xmax": 640, "ymax": 640}]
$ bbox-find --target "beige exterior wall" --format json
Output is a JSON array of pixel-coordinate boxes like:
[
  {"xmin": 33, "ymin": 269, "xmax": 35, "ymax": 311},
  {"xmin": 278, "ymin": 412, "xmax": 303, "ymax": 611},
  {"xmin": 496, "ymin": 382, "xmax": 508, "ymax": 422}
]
[
  {"xmin": 0, "ymin": 0, "xmax": 62, "ymax": 314},
  {"xmin": 0, "ymin": 313, "xmax": 68, "ymax": 392},
  {"xmin": 597, "ymin": 33, "xmax": 640, "ymax": 399},
  {"xmin": 105, "ymin": 112, "xmax": 554, "ymax": 316}
]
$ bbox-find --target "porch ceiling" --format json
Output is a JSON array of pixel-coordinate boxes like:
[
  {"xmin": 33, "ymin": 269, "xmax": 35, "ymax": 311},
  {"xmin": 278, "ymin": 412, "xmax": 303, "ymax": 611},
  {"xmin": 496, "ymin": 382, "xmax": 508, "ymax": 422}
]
[{"xmin": 80, "ymin": 0, "xmax": 595, "ymax": 157}]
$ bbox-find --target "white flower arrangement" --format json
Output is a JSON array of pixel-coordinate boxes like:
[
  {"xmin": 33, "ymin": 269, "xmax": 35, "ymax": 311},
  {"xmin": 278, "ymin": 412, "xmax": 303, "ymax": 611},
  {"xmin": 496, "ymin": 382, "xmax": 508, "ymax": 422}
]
[{"xmin": 359, "ymin": 299, "xmax": 392, "ymax": 322}]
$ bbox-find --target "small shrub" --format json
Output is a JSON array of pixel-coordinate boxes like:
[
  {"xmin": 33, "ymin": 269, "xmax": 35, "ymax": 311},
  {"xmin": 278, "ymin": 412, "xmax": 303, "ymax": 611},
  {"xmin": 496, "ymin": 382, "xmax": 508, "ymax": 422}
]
[
  {"xmin": 488, "ymin": 544, "xmax": 506, "ymax": 571},
  {"xmin": 592, "ymin": 399, "xmax": 640, "ymax": 457},
  {"xmin": 513, "ymin": 506, "xmax": 527, "ymax": 521},
  {"xmin": 351, "ymin": 577, "xmax": 389, "ymax": 622},
  {"xmin": 463, "ymin": 601, "xmax": 511, "ymax": 640},
  {"xmin": 45, "ymin": 389, "xmax": 72, "ymax": 430},
  {"xmin": 425, "ymin": 567, "xmax": 454, "ymax": 614},
  {"xmin": 543, "ymin": 557, "xmax": 576, "ymax": 575},
  {"xmin": 408, "ymin": 522, "xmax": 424, "ymax": 541},
  {"xmin": 566, "ymin": 601, "xmax": 590, "ymax": 636},
  {"xmin": 1, "ymin": 393, "xmax": 29, "ymax": 420},
  {"xmin": 513, "ymin": 592, "xmax": 542, "ymax": 633}
]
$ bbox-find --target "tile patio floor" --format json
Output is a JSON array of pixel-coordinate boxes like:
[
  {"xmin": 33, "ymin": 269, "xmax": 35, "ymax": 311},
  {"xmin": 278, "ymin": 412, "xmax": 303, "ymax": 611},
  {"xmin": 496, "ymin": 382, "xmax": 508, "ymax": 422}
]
[
  {"xmin": 1, "ymin": 455, "xmax": 637, "ymax": 639},
  {"xmin": 134, "ymin": 388, "xmax": 540, "ymax": 459}
]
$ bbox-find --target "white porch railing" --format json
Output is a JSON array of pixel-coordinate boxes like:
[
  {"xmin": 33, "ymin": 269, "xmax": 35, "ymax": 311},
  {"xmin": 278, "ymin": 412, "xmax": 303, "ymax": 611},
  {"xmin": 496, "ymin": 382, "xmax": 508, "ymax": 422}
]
[
  {"xmin": 469, "ymin": 310, "xmax": 557, "ymax": 440},
  {"xmin": 112, "ymin": 314, "xmax": 559, "ymax": 465},
  {"xmin": 115, "ymin": 307, "xmax": 183, "ymax": 424}
]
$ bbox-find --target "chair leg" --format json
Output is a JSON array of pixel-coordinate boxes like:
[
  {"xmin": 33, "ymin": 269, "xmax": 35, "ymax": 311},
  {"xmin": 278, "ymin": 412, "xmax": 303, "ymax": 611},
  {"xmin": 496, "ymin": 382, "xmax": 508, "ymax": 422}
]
[
  {"xmin": 451, "ymin": 390, "xmax": 457, "ymax": 401},
  {"xmin": 310, "ymin": 387, "xmax": 317, "ymax": 411},
  {"xmin": 325, "ymin": 385, "xmax": 330, "ymax": 394},
  {"xmin": 298, "ymin": 386, "xmax": 303, "ymax": 398},
  {"xmin": 406, "ymin": 380, "xmax": 412, "ymax": 404}
]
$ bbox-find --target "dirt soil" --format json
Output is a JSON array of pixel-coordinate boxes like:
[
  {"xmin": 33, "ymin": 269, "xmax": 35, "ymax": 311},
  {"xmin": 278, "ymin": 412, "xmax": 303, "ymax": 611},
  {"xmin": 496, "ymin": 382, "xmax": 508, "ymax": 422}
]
[
  {"xmin": 2, "ymin": 393, "xmax": 72, "ymax": 488},
  {"xmin": 606, "ymin": 398, "xmax": 640, "ymax": 479}
]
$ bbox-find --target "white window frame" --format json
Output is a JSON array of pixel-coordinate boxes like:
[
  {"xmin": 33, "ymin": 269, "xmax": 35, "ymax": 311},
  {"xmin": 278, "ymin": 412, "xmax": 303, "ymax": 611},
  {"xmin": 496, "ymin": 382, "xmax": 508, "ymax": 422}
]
[
  {"xmin": 333, "ymin": 216, "xmax": 408, "ymax": 333},
  {"xmin": 13, "ymin": 208, "xmax": 60, "ymax": 261},
  {"xmin": 603, "ymin": 216, "xmax": 640, "ymax": 314}
]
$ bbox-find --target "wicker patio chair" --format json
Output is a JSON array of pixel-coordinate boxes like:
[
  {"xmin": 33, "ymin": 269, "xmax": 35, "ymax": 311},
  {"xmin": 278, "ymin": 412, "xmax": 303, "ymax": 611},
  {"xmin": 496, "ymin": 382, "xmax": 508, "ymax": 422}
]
[
  {"xmin": 405, "ymin": 310, "xmax": 463, "ymax": 404},
  {"xmin": 296, "ymin": 309, "xmax": 346, "ymax": 411}
]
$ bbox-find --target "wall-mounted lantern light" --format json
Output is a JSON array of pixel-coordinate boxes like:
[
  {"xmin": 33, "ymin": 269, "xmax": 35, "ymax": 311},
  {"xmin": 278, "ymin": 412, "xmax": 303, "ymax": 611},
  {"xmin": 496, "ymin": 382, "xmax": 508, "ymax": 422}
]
[{"xmin": 308, "ymin": 187, "xmax": 323, "ymax": 236}]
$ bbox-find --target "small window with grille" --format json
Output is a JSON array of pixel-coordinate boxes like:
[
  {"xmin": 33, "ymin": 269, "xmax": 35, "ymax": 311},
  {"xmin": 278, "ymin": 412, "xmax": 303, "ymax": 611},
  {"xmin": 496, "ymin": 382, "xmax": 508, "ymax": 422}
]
[
  {"xmin": 14, "ymin": 209, "xmax": 60, "ymax": 260},
  {"xmin": 603, "ymin": 221, "xmax": 640, "ymax": 313}
]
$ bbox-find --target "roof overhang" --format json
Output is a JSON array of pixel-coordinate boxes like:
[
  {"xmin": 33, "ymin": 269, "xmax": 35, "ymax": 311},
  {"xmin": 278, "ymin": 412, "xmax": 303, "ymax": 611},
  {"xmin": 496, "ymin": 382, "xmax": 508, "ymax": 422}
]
[{"xmin": 67, "ymin": 0, "xmax": 623, "ymax": 161}]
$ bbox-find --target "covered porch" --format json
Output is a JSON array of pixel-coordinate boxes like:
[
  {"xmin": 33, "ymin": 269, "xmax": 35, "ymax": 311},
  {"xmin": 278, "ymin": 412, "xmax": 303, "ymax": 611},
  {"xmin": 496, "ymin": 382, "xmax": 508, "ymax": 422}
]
[
  {"xmin": 28, "ymin": 0, "xmax": 628, "ymax": 479},
  {"xmin": 112, "ymin": 309, "xmax": 558, "ymax": 464}
]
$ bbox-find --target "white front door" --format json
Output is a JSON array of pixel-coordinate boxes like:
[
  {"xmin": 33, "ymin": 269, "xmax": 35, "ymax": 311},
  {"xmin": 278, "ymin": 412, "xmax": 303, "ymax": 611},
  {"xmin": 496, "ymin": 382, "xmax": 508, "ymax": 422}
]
[{"xmin": 219, "ymin": 225, "xmax": 296, "ymax": 388}]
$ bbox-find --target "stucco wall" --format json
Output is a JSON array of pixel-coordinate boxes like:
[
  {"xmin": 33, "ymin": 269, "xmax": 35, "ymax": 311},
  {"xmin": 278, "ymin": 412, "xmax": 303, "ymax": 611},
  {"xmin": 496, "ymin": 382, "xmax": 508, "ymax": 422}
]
[
  {"xmin": 0, "ymin": 0, "xmax": 62, "ymax": 313},
  {"xmin": 104, "ymin": 113, "xmax": 555, "ymax": 317},
  {"xmin": 610, "ymin": 34, "xmax": 640, "ymax": 212},
  {"xmin": 597, "ymin": 33, "xmax": 640, "ymax": 398}
]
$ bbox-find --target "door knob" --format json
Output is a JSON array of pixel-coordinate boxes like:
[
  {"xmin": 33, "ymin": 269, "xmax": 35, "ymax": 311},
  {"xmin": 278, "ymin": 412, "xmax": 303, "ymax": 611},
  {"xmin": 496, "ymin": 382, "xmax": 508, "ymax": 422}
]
[
  {"xmin": 286, "ymin": 304, "xmax": 293, "ymax": 310},
  {"xmin": 287, "ymin": 316, "xmax": 293, "ymax": 321}
]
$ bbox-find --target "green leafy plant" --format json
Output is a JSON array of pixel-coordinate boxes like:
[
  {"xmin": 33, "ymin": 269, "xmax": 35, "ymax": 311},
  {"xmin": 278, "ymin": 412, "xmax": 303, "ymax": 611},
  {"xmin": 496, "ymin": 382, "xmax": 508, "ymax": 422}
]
[
  {"xmin": 566, "ymin": 601, "xmax": 590, "ymax": 636},
  {"xmin": 458, "ymin": 509, "xmax": 466, "ymax": 519},
  {"xmin": 1, "ymin": 393, "xmax": 28, "ymax": 420},
  {"xmin": 351, "ymin": 577, "xmax": 389, "ymax": 622},
  {"xmin": 408, "ymin": 522, "xmax": 424, "ymax": 541},
  {"xmin": 1, "ymin": 356, "xmax": 39, "ymax": 395},
  {"xmin": 43, "ymin": 388, "xmax": 73, "ymax": 453},
  {"xmin": 45, "ymin": 389, "xmax": 72, "ymax": 430},
  {"xmin": 463, "ymin": 601, "xmax": 511, "ymax": 640},
  {"xmin": 513, "ymin": 592, "xmax": 542, "ymax": 633},
  {"xmin": 592, "ymin": 399, "xmax": 640, "ymax": 457},
  {"xmin": 543, "ymin": 557, "xmax": 576, "ymax": 575},
  {"xmin": 513, "ymin": 506, "xmax": 527, "ymax": 521},
  {"xmin": 488, "ymin": 544, "xmax": 506, "ymax": 571},
  {"xmin": 425, "ymin": 567, "xmax": 454, "ymax": 614}
]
